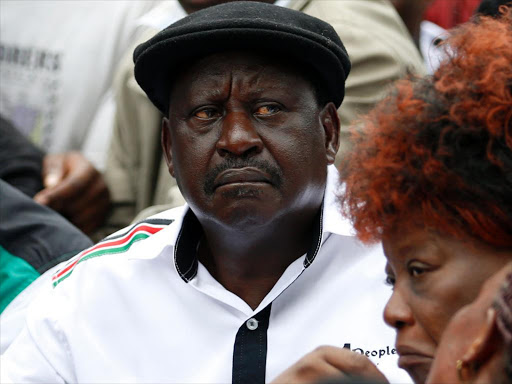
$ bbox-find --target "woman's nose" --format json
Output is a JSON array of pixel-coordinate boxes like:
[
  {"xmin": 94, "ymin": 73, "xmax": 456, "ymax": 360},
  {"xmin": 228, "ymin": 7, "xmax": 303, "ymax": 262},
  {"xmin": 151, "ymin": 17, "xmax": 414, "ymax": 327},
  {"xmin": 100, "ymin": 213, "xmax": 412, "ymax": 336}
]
[{"xmin": 383, "ymin": 287, "xmax": 415, "ymax": 330}]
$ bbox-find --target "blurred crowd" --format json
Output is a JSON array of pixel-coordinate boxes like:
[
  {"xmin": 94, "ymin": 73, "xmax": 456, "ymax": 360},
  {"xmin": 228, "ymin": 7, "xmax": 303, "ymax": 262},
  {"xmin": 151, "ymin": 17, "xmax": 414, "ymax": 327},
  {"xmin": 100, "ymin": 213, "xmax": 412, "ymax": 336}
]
[{"xmin": 0, "ymin": 0, "xmax": 511, "ymax": 383}]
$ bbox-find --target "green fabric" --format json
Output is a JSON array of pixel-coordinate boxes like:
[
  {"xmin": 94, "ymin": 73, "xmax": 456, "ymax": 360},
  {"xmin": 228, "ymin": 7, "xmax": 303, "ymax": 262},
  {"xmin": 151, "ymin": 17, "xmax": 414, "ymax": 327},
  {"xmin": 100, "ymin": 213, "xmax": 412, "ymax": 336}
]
[{"xmin": 0, "ymin": 244, "xmax": 40, "ymax": 313}]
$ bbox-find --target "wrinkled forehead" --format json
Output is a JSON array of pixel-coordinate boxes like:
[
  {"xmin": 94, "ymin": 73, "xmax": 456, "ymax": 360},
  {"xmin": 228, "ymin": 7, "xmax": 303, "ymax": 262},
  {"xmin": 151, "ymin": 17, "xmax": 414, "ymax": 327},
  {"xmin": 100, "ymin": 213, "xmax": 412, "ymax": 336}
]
[{"xmin": 168, "ymin": 50, "xmax": 317, "ymax": 101}]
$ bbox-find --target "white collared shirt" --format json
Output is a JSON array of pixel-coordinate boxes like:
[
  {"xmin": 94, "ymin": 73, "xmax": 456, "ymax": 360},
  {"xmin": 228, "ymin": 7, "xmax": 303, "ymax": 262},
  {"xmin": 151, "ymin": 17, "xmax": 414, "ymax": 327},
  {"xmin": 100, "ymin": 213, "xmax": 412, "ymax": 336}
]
[{"xmin": 1, "ymin": 166, "xmax": 411, "ymax": 383}]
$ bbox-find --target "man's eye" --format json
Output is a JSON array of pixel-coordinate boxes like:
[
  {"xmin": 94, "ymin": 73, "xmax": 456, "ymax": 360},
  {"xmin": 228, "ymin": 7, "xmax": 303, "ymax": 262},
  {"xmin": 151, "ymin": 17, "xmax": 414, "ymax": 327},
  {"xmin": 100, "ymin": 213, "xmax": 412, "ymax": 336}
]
[
  {"xmin": 194, "ymin": 109, "xmax": 219, "ymax": 119},
  {"xmin": 385, "ymin": 275, "xmax": 396, "ymax": 287},
  {"xmin": 254, "ymin": 105, "xmax": 280, "ymax": 116}
]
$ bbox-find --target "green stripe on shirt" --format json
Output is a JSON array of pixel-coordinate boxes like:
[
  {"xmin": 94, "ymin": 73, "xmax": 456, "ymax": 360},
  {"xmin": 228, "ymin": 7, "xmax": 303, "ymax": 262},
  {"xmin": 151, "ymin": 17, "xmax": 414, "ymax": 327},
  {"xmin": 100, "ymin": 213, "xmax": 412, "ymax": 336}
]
[{"xmin": 52, "ymin": 232, "xmax": 150, "ymax": 287}]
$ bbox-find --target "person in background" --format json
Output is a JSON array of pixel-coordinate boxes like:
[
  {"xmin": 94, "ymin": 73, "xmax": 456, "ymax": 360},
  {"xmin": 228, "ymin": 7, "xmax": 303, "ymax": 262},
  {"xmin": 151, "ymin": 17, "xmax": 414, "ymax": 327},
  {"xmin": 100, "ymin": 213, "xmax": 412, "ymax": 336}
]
[
  {"xmin": 0, "ymin": 114, "xmax": 93, "ymax": 349},
  {"xmin": 0, "ymin": 0, "xmax": 161, "ymax": 234},
  {"xmin": 424, "ymin": 0, "xmax": 481, "ymax": 29},
  {"xmin": 475, "ymin": 0, "xmax": 512, "ymax": 15},
  {"xmin": 0, "ymin": 180, "xmax": 92, "ymax": 350},
  {"xmin": 420, "ymin": 0, "xmax": 512, "ymax": 75},
  {"xmin": 391, "ymin": 0, "xmax": 434, "ymax": 48},
  {"xmin": 36, "ymin": 0, "xmax": 425, "ymax": 239},
  {"xmin": 426, "ymin": 262, "xmax": 512, "ymax": 384},
  {"xmin": 392, "ymin": 0, "xmax": 512, "ymax": 76},
  {"xmin": 339, "ymin": 9, "xmax": 512, "ymax": 384},
  {"xmin": 390, "ymin": 0, "xmax": 446, "ymax": 74},
  {"xmin": 0, "ymin": 182, "xmax": 92, "ymax": 312},
  {"xmin": 0, "ymin": 115, "xmax": 44, "ymax": 198}
]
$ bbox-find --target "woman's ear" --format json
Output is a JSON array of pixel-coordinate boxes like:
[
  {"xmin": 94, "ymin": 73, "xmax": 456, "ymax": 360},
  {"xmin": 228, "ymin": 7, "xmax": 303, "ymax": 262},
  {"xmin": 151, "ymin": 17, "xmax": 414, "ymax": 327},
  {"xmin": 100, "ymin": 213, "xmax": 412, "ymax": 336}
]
[
  {"xmin": 319, "ymin": 102, "xmax": 340, "ymax": 165},
  {"xmin": 161, "ymin": 117, "xmax": 174, "ymax": 177}
]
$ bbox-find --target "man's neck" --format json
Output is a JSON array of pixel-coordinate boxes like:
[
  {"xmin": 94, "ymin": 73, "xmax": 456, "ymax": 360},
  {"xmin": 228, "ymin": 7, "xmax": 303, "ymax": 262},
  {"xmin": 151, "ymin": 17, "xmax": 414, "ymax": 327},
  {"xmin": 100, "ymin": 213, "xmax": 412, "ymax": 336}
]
[{"xmin": 197, "ymin": 208, "xmax": 320, "ymax": 310}]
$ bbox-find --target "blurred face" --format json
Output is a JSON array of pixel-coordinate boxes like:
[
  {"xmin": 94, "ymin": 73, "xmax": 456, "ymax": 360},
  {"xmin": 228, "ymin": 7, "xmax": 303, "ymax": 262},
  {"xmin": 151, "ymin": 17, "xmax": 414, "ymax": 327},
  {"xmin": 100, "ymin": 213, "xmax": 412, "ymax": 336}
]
[
  {"xmin": 426, "ymin": 264, "xmax": 512, "ymax": 384},
  {"xmin": 162, "ymin": 51, "xmax": 338, "ymax": 229},
  {"xmin": 382, "ymin": 226, "xmax": 511, "ymax": 384}
]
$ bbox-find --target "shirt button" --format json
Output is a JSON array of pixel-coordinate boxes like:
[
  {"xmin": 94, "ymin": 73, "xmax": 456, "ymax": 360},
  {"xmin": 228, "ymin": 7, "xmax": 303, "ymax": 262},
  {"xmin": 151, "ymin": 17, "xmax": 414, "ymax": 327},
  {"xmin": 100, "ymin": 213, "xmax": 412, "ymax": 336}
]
[{"xmin": 246, "ymin": 318, "xmax": 258, "ymax": 331}]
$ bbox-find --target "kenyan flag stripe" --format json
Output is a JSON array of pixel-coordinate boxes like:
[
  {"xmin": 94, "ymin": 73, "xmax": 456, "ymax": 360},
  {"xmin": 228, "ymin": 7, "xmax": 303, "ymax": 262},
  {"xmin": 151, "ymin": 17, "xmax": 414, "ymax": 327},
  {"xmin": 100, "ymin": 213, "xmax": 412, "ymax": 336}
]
[
  {"xmin": 53, "ymin": 224, "xmax": 162, "ymax": 280},
  {"xmin": 55, "ymin": 224, "xmax": 164, "ymax": 276},
  {"xmin": 52, "ymin": 224, "xmax": 166, "ymax": 286},
  {"xmin": 52, "ymin": 232, "xmax": 152, "ymax": 287}
]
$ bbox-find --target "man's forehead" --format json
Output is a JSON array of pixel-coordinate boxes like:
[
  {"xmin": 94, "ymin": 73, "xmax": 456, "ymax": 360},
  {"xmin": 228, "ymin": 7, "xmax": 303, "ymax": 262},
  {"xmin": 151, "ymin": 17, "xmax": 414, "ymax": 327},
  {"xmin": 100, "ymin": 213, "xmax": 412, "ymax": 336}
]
[
  {"xmin": 133, "ymin": 1, "xmax": 350, "ymax": 114},
  {"xmin": 180, "ymin": 50, "xmax": 303, "ymax": 80},
  {"xmin": 171, "ymin": 50, "xmax": 313, "ymax": 95}
]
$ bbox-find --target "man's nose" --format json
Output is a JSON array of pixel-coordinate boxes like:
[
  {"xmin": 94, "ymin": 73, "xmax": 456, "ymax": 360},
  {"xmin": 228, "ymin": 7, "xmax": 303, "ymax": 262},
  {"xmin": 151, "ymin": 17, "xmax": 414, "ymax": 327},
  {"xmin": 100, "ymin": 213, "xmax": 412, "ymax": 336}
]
[
  {"xmin": 383, "ymin": 288, "xmax": 415, "ymax": 330},
  {"xmin": 216, "ymin": 111, "xmax": 263, "ymax": 157}
]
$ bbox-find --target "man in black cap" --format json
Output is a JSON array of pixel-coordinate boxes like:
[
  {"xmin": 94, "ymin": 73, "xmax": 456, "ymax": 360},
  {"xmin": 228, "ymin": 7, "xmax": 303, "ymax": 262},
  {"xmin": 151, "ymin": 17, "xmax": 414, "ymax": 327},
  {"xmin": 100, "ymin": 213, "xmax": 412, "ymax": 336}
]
[
  {"xmin": 35, "ymin": 0, "xmax": 425, "ymax": 239},
  {"xmin": 0, "ymin": 3, "xmax": 409, "ymax": 383}
]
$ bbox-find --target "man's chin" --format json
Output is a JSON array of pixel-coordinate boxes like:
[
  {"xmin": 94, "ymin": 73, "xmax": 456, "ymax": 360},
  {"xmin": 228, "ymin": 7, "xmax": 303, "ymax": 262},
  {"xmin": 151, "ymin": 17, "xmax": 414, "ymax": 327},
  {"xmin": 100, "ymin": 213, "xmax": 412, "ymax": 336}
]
[{"xmin": 211, "ymin": 192, "xmax": 281, "ymax": 229}]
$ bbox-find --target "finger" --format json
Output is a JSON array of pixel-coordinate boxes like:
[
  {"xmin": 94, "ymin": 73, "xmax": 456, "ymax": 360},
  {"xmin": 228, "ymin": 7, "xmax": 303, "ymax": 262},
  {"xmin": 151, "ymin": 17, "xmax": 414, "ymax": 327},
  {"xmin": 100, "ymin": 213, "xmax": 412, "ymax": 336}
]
[
  {"xmin": 41, "ymin": 154, "xmax": 66, "ymax": 188},
  {"xmin": 318, "ymin": 347, "xmax": 388, "ymax": 382},
  {"xmin": 39, "ymin": 164, "xmax": 98, "ymax": 211},
  {"xmin": 33, "ymin": 188, "xmax": 51, "ymax": 206},
  {"xmin": 35, "ymin": 153, "xmax": 89, "ymax": 206},
  {"xmin": 272, "ymin": 359, "xmax": 343, "ymax": 384},
  {"xmin": 34, "ymin": 171, "xmax": 93, "ymax": 211}
]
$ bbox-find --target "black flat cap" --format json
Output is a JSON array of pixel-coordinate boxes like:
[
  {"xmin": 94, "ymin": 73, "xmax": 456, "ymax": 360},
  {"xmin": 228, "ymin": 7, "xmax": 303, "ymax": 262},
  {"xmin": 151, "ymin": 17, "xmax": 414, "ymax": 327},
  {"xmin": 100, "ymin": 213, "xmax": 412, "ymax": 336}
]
[{"xmin": 133, "ymin": 1, "xmax": 351, "ymax": 114}]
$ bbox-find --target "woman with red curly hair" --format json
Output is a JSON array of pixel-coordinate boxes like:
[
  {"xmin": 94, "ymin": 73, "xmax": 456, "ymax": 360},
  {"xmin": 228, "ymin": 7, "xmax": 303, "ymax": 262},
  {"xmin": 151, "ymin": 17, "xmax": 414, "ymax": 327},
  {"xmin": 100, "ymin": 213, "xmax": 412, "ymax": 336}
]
[{"xmin": 341, "ymin": 9, "xmax": 512, "ymax": 384}]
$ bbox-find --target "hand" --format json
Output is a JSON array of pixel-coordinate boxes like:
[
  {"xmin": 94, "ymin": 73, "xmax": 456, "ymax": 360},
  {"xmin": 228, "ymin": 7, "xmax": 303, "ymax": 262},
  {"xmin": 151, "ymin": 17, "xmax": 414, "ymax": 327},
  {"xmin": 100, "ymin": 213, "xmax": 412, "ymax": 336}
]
[
  {"xmin": 271, "ymin": 346, "xmax": 388, "ymax": 384},
  {"xmin": 34, "ymin": 152, "xmax": 110, "ymax": 234}
]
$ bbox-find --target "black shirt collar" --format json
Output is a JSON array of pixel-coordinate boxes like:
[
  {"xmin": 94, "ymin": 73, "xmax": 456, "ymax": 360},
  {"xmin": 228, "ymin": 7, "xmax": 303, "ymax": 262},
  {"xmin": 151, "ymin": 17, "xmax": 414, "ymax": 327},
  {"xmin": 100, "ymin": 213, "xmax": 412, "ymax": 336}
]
[{"xmin": 174, "ymin": 206, "xmax": 323, "ymax": 283}]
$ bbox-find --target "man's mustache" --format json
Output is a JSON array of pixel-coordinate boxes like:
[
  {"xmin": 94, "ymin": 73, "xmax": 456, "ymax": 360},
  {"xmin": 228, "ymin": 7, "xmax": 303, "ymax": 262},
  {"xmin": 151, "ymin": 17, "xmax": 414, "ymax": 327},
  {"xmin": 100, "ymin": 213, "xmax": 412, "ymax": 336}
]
[{"xmin": 203, "ymin": 157, "xmax": 283, "ymax": 196}]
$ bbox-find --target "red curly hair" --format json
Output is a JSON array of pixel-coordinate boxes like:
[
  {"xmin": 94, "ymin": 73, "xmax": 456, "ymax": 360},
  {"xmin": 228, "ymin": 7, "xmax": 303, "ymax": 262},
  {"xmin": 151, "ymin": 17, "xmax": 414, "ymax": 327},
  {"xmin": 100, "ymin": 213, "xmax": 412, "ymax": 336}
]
[{"xmin": 340, "ymin": 9, "xmax": 512, "ymax": 248}]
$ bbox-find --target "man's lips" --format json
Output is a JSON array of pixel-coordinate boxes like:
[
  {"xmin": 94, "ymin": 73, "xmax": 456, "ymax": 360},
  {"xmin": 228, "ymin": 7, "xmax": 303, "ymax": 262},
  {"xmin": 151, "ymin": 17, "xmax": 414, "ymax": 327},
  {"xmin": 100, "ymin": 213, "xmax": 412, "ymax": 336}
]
[
  {"xmin": 213, "ymin": 167, "xmax": 272, "ymax": 189},
  {"xmin": 396, "ymin": 345, "xmax": 434, "ymax": 369}
]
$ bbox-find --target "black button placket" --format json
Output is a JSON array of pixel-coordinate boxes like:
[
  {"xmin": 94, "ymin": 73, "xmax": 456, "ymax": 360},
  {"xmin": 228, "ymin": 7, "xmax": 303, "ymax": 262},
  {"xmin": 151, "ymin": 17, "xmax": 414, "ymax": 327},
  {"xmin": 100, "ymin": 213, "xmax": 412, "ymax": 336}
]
[
  {"xmin": 230, "ymin": 205, "xmax": 324, "ymax": 383},
  {"xmin": 232, "ymin": 304, "xmax": 272, "ymax": 384}
]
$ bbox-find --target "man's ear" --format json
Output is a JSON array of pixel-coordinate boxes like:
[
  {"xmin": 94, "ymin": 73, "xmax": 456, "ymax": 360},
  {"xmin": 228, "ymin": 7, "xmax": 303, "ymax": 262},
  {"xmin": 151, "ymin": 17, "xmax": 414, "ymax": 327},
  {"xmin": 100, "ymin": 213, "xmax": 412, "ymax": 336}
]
[
  {"xmin": 461, "ymin": 308, "xmax": 500, "ymax": 368},
  {"xmin": 319, "ymin": 102, "xmax": 340, "ymax": 165},
  {"xmin": 161, "ymin": 117, "xmax": 174, "ymax": 177}
]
